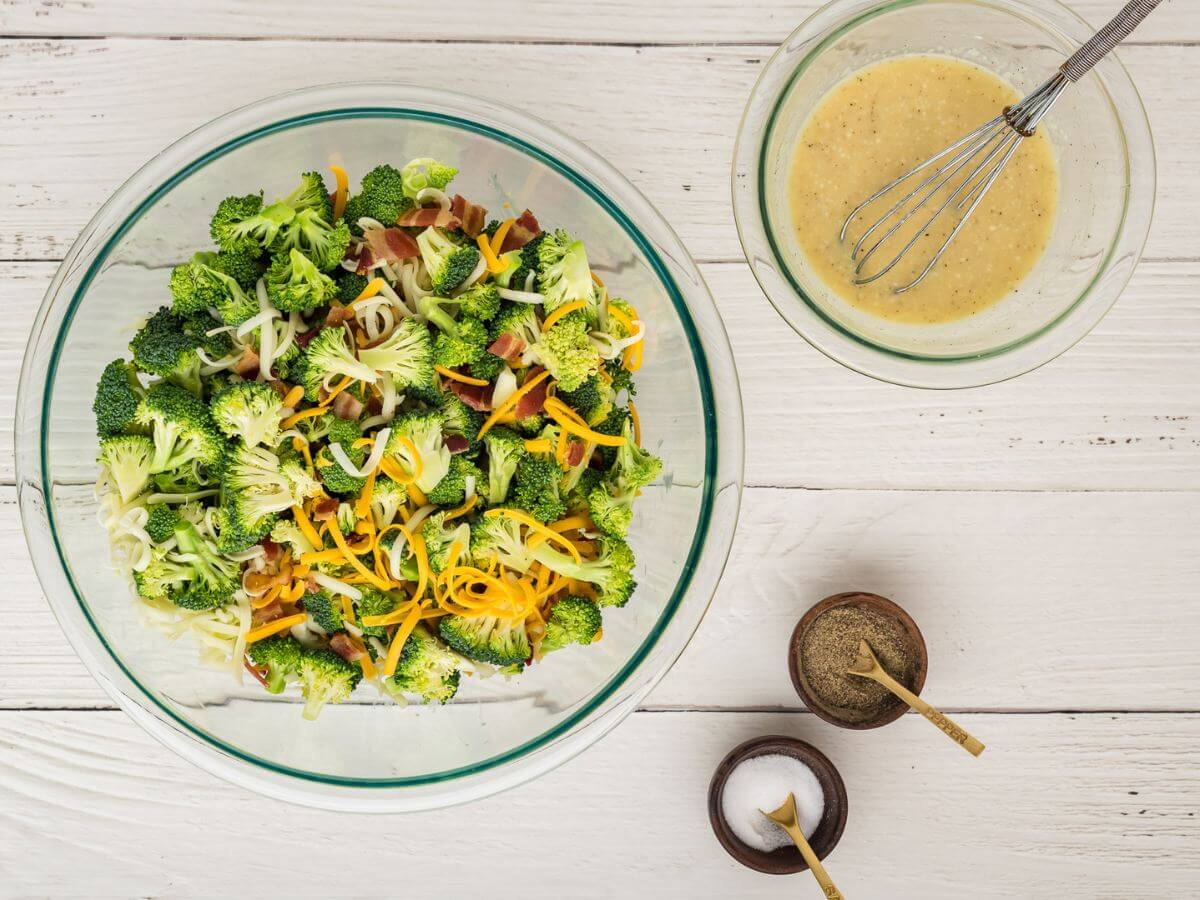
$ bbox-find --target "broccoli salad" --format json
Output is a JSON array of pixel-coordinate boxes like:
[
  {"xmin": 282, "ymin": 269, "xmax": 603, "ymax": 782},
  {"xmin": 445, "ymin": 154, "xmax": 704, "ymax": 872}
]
[{"xmin": 92, "ymin": 158, "xmax": 658, "ymax": 719}]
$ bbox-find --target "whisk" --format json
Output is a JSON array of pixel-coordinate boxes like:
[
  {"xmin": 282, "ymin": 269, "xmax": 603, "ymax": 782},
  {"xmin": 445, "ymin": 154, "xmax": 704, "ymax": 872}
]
[{"xmin": 841, "ymin": 0, "xmax": 1163, "ymax": 294}]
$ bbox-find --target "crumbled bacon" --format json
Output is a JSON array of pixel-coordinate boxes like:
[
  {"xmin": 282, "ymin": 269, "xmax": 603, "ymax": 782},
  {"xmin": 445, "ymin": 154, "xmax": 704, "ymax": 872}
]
[
  {"xmin": 324, "ymin": 305, "xmax": 355, "ymax": 327},
  {"xmin": 350, "ymin": 244, "xmax": 377, "ymax": 275},
  {"xmin": 330, "ymin": 633, "xmax": 364, "ymax": 662},
  {"xmin": 252, "ymin": 602, "xmax": 284, "ymax": 626},
  {"xmin": 312, "ymin": 497, "xmax": 339, "ymax": 522},
  {"xmin": 364, "ymin": 227, "xmax": 420, "ymax": 263},
  {"xmin": 234, "ymin": 345, "xmax": 260, "ymax": 378},
  {"xmin": 294, "ymin": 327, "xmax": 319, "ymax": 349},
  {"xmin": 444, "ymin": 434, "xmax": 470, "ymax": 455},
  {"xmin": 259, "ymin": 539, "xmax": 282, "ymax": 563},
  {"xmin": 447, "ymin": 379, "xmax": 493, "ymax": 412},
  {"xmin": 266, "ymin": 380, "xmax": 290, "ymax": 399},
  {"xmin": 332, "ymin": 390, "xmax": 364, "ymax": 420},
  {"xmin": 564, "ymin": 439, "xmax": 587, "ymax": 468},
  {"xmin": 450, "ymin": 195, "xmax": 488, "ymax": 238},
  {"xmin": 514, "ymin": 375, "xmax": 549, "ymax": 420},
  {"xmin": 244, "ymin": 659, "xmax": 270, "ymax": 687},
  {"xmin": 396, "ymin": 206, "xmax": 461, "ymax": 229},
  {"xmin": 487, "ymin": 333, "xmax": 525, "ymax": 363},
  {"xmin": 498, "ymin": 209, "xmax": 541, "ymax": 253}
]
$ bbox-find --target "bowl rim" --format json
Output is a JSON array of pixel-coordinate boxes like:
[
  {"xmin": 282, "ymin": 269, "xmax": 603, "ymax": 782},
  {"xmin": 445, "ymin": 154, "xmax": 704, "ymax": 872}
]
[
  {"xmin": 732, "ymin": 0, "xmax": 1158, "ymax": 388},
  {"xmin": 17, "ymin": 82, "xmax": 744, "ymax": 802}
]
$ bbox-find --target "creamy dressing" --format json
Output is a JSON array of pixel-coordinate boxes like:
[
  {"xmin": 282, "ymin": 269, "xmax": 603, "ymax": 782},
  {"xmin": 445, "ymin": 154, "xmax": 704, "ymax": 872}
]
[{"xmin": 789, "ymin": 55, "xmax": 1059, "ymax": 325}]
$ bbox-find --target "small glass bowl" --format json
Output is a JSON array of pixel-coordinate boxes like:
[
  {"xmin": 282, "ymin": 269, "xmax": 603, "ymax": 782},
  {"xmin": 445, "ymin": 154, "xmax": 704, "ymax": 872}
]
[
  {"xmin": 733, "ymin": 0, "xmax": 1156, "ymax": 388},
  {"xmin": 15, "ymin": 83, "xmax": 744, "ymax": 811}
]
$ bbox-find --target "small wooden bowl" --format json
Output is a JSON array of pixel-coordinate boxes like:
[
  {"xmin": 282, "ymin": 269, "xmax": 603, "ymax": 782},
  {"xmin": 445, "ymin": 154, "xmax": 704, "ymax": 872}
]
[
  {"xmin": 789, "ymin": 591, "xmax": 929, "ymax": 730},
  {"xmin": 708, "ymin": 735, "xmax": 848, "ymax": 875}
]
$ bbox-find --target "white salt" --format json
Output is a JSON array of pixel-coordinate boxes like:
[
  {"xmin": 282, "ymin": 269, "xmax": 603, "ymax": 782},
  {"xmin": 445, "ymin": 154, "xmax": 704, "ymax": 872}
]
[{"xmin": 719, "ymin": 754, "xmax": 825, "ymax": 852}]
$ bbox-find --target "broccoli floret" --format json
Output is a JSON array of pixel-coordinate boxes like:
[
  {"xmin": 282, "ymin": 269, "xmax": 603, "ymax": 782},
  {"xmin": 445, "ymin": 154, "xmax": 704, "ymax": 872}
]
[
  {"xmin": 593, "ymin": 406, "xmax": 631, "ymax": 468},
  {"xmin": 585, "ymin": 419, "xmax": 659, "ymax": 536},
  {"xmin": 537, "ymin": 229, "xmax": 593, "ymax": 314},
  {"xmin": 144, "ymin": 503, "xmax": 181, "ymax": 543},
  {"xmin": 129, "ymin": 307, "xmax": 203, "ymax": 395},
  {"xmin": 248, "ymin": 634, "xmax": 303, "ymax": 694},
  {"xmin": 354, "ymin": 588, "xmax": 400, "ymax": 639},
  {"xmin": 439, "ymin": 393, "xmax": 483, "ymax": 457},
  {"xmin": 93, "ymin": 359, "xmax": 144, "ymax": 438},
  {"xmin": 212, "ymin": 247, "xmax": 261, "ymax": 290},
  {"xmin": 468, "ymin": 350, "xmax": 505, "ymax": 382},
  {"xmin": 415, "ymin": 293, "xmax": 460, "ymax": 336},
  {"xmin": 530, "ymin": 311, "xmax": 600, "ymax": 392},
  {"xmin": 283, "ymin": 171, "xmax": 334, "ymax": 218},
  {"xmin": 213, "ymin": 489, "xmax": 277, "ymax": 553},
  {"xmin": 439, "ymin": 614, "xmax": 530, "ymax": 667},
  {"xmin": 97, "ymin": 435, "xmax": 154, "ymax": 502},
  {"xmin": 469, "ymin": 511, "xmax": 534, "ymax": 573},
  {"xmin": 494, "ymin": 232, "xmax": 546, "ymax": 290},
  {"xmin": 209, "ymin": 381, "xmax": 284, "ymax": 448},
  {"xmin": 489, "ymin": 302, "xmax": 541, "ymax": 349},
  {"xmin": 426, "ymin": 454, "xmax": 484, "ymax": 507},
  {"xmin": 531, "ymin": 535, "xmax": 635, "ymax": 608},
  {"xmin": 387, "ymin": 409, "xmax": 450, "ymax": 492},
  {"xmin": 335, "ymin": 271, "xmax": 371, "ymax": 303},
  {"xmin": 515, "ymin": 412, "xmax": 546, "ymax": 437},
  {"xmin": 541, "ymin": 596, "xmax": 602, "ymax": 653},
  {"xmin": 421, "ymin": 511, "xmax": 471, "ymax": 574},
  {"xmin": 270, "ymin": 518, "xmax": 319, "ymax": 557},
  {"xmin": 224, "ymin": 442, "xmax": 320, "ymax": 513},
  {"xmin": 172, "ymin": 519, "xmax": 241, "ymax": 601},
  {"xmin": 133, "ymin": 549, "xmax": 189, "ymax": 601},
  {"xmin": 326, "ymin": 416, "xmax": 361, "ymax": 448},
  {"xmin": 302, "ymin": 589, "xmax": 343, "ymax": 633},
  {"xmin": 432, "ymin": 316, "xmax": 489, "ymax": 369},
  {"xmin": 297, "ymin": 648, "xmax": 362, "ymax": 720},
  {"xmin": 273, "ymin": 211, "xmax": 351, "ymax": 272},
  {"xmin": 417, "ymin": 227, "xmax": 480, "ymax": 295},
  {"xmin": 134, "ymin": 382, "xmax": 224, "ymax": 475},
  {"xmin": 455, "ymin": 282, "xmax": 501, "ymax": 322},
  {"xmin": 211, "ymin": 193, "xmax": 295, "ymax": 254},
  {"xmin": 565, "ymin": 466, "xmax": 604, "ymax": 517},
  {"xmin": 557, "ymin": 375, "xmax": 612, "ymax": 426},
  {"xmin": 298, "ymin": 327, "xmax": 378, "ymax": 398},
  {"xmin": 181, "ymin": 311, "xmax": 233, "ymax": 361},
  {"xmin": 401, "ymin": 158, "xmax": 458, "ymax": 200},
  {"xmin": 390, "ymin": 625, "xmax": 461, "ymax": 703},
  {"xmin": 265, "ymin": 248, "xmax": 338, "ymax": 312},
  {"xmin": 357, "ymin": 315, "xmax": 436, "ymax": 392},
  {"xmin": 315, "ymin": 442, "xmax": 366, "ymax": 496},
  {"xmin": 348, "ymin": 164, "xmax": 414, "ymax": 226},
  {"xmin": 169, "ymin": 252, "xmax": 235, "ymax": 315},
  {"xmin": 482, "ymin": 426, "xmax": 525, "ymax": 505},
  {"xmin": 367, "ymin": 477, "xmax": 407, "ymax": 529},
  {"xmin": 605, "ymin": 357, "xmax": 636, "ymax": 396},
  {"xmin": 509, "ymin": 455, "xmax": 565, "ymax": 524}
]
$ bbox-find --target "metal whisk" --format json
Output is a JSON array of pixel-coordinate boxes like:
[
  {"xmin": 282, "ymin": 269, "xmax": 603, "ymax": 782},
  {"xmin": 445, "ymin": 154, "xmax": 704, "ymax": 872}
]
[{"xmin": 841, "ymin": 0, "xmax": 1163, "ymax": 294}]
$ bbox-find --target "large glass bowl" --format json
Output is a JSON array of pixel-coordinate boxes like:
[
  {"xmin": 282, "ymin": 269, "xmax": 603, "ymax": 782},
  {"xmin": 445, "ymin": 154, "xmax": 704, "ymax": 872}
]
[
  {"xmin": 15, "ymin": 83, "xmax": 743, "ymax": 811},
  {"xmin": 733, "ymin": 0, "xmax": 1156, "ymax": 388}
]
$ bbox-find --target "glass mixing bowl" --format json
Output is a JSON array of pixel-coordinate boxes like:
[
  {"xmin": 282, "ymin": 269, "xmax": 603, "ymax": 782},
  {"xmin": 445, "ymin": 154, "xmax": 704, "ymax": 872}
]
[
  {"xmin": 733, "ymin": 0, "xmax": 1156, "ymax": 388},
  {"xmin": 15, "ymin": 83, "xmax": 743, "ymax": 811}
]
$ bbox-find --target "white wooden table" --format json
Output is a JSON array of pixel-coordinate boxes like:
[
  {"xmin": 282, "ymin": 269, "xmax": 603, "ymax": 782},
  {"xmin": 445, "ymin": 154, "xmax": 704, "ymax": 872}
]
[{"xmin": 1, "ymin": 2, "xmax": 1198, "ymax": 896}]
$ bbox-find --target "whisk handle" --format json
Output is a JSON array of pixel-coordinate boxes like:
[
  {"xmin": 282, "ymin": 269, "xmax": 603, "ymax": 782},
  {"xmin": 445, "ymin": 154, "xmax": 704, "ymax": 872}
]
[{"xmin": 1060, "ymin": 0, "xmax": 1164, "ymax": 81}]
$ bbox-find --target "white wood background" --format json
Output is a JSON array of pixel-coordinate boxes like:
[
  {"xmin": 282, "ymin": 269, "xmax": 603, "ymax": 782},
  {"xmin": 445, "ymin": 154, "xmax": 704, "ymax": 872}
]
[{"xmin": 1, "ymin": 2, "xmax": 1198, "ymax": 897}]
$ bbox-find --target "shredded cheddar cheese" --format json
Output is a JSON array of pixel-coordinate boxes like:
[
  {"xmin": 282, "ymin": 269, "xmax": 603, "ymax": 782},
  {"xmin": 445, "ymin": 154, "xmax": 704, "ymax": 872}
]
[
  {"xmin": 282, "ymin": 385, "xmax": 305, "ymax": 408},
  {"xmin": 350, "ymin": 277, "xmax": 385, "ymax": 306},
  {"xmin": 280, "ymin": 406, "xmax": 326, "ymax": 430},
  {"xmin": 489, "ymin": 218, "xmax": 515, "ymax": 258},
  {"xmin": 540, "ymin": 300, "xmax": 589, "ymax": 332},
  {"xmin": 628, "ymin": 401, "xmax": 642, "ymax": 446},
  {"xmin": 317, "ymin": 376, "xmax": 356, "ymax": 408},
  {"xmin": 326, "ymin": 516, "xmax": 393, "ymax": 591},
  {"xmin": 477, "ymin": 369, "xmax": 552, "ymax": 440},
  {"xmin": 245, "ymin": 613, "xmax": 307, "ymax": 644},
  {"xmin": 484, "ymin": 508, "xmax": 582, "ymax": 563},
  {"xmin": 544, "ymin": 398, "xmax": 626, "ymax": 447},
  {"xmin": 290, "ymin": 504, "xmax": 323, "ymax": 550},
  {"xmin": 330, "ymin": 164, "xmax": 349, "ymax": 221},
  {"xmin": 476, "ymin": 233, "xmax": 506, "ymax": 275},
  {"xmin": 435, "ymin": 366, "xmax": 490, "ymax": 387},
  {"xmin": 383, "ymin": 602, "xmax": 424, "ymax": 678}
]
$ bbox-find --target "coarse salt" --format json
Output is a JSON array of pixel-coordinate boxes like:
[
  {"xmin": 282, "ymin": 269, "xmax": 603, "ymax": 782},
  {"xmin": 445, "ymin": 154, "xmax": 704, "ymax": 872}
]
[{"xmin": 719, "ymin": 754, "xmax": 825, "ymax": 852}]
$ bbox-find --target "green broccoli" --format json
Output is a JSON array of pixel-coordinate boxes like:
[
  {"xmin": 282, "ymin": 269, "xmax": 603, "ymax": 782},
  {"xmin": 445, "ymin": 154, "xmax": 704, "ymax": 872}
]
[
  {"xmin": 302, "ymin": 589, "xmax": 343, "ymax": 633},
  {"xmin": 273, "ymin": 211, "xmax": 351, "ymax": 273},
  {"xmin": 531, "ymin": 535, "xmax": 636, "ymax": 608},
  {"xmin": 469, "ymin": 510, "xmax": 534, "ymax": 573},
  {"xmin": 604, "ymin": 358, "xmax": 636, "ymax": 396},
  {"xmin": 297, "ymin": 648, "xmax": 362, "ymax": 720},
  {"xmin": 210, "ymin": 192, "xmax": 295, "ymax": 254},
  {"xmin": 541, "ymin": 596, "xmax": 602, "ymax": 653},
  {"xmin": 537, "ymin": 229, "xmax": 593, "ymax": 313},
  {"xmin": 181, "ymin": 311, "xmax": 234, "ymax": 361},
  {"xmin": 387, "ymin": 409, "xmax": 450, "ymax": 493},
  {"xmin": 509, "ymin": 454, "xmax": 566, "ymax": 524},
  {"xmin": 248, "ymin": 634, "xmax": 303, "ymax": 694},
  {"xmin": 421, "ymin": 511, "xmax": 471, "ymax": 574},
  {"xmin": 556, "ymin": 375, "xmax": 612, "ymax": 426},
  {"xmin": 494, "ymin": 232, "xmax": 546, "ymax": 291},
  {"xmin": 212, "ymin": 247, "xmax": 261, "ymax": 289},
  {"xmin": 209, "ymin": 381, "xmax": 284, "ymax": 448},
  {"xmin": 354, "ymin": 588, "xmax": 400, "ymax": 639},
  {"xmin": 93, "ymin": 359, "xmax": 144, "ymax": 438},
  {"xmin": 468, "ymin": 350, "xmax": 505, "ymax": 382},
  {"xmin": 415, "ymin": 293, "xmax": 460, "ymax": 336},
  {"xmin": 390, "ymin": 625, "xmax": 461, "ymax": 703},
  {"xmin": 270, "ymin": 518, "xmax": 319, "ymax": 558},
  {"xmin": 432, "ymin": 316, "xmax": 489, "ymax": 369},
  {"xmin": 224, "ymin": 442, "xmax": 320, "ymax": 513},
  {"xmin": 298, "ymin": 327, "xmax": 378, "ymax": 398},
  {"xmin": 172, "ymin": 519, "xmax": 241, "ymax": 602},
  {"xmin": 530, "ymin": 311, "xmax": 600, "ymax": 392},
  {"xmin": 315, "ymin": 441, "xmax": 366, "ymax": 496},
  {"xmin": 587, "ymin": 419, "xmax": 662, "ymax": 536},
  {"xmin": 489, "ymin": 302, "xmax": 541, "ymax": 350},
  {"xmin": 426, "ymin": 454, "xmax": 484, "ymax": 507},
  {"xmin": 343, "ymin": 164, "xmax": 413, "ymax": 229},
  {"xmin": 368, "ymin": 477, "xmax": 408, "ymax": 529},
  {"xmin": 593, "ymin": 406, "xmax": 632, "ymax": 468},
  {"xmin": 213, "ymin": 489, "xmax": 277, "ymax": 553},
  {"xmin": 169, "ymin": 252, "xmax": 236, "ymax": 315},
  {"xmin": 97, "ymin": 435, "xmax": 154, "ymax": 502},
  {"xmin": 482, "ymin": 426, "xmax": 525, "ymax": 505},
  {"xmin": 439, "ymin": 614, "xmax": 530, "ymax": 667},
  {"xmin": 416, "ymin": 227, "xmax": 480, "ymax": 295},
  {"xmin": 455, "ymin": 282, "xmax": 501, "ymax": 322},
  {"xmin": 265, "ymin": 248, "xmax": 338, "ymax": 312},
  {"xmin": 401, "ymin": 157, "xmax": 458, "ymax": 200},
  {"xmin": 336, "ymin": 271, "xmax": 371, "ymax": 304},
  {"xmin": 357, "ymin": 315, "xmax": 436, "ymax": 392},
  {"xmin": 134, "ymin": 382, "xmax": 225, "ymax": 475},
  {"xmin": 129, "ymin": 307, "xmax": 203, "ymax": 395},
  {"xmin": 439, "ymin": 393, "xmax": 483, "ymax": 457},
  {"xmin": 144, "ymin": 503, "xmax": 181, "ymax": 543},
  {"xmin": 281, "ymin": 171, "xmax": 334, "ymax": 219}
]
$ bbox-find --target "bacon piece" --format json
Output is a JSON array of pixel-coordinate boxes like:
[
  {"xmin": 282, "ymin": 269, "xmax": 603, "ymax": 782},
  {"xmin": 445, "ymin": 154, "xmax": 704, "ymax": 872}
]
[
  {"xmin": 244, "ymin": 659, "xmax": 270, "ymax": 688},
  {"xmin": 350, "ymin": 244, "xmax": 377, "ymax": 275},
  {"xmin": 252, "ymin": 601, "xmax": 284, "ymax": 626},
  {"xmin": 324, "ymin": 305, "xmax": 355, "ymax": 327},
  {"xmin": 364, "ymin": 226, "xmax": 420, "ymax": 263},
  {"xmin": 234, "ymin": 345, "xmax": 260, "ymax": 378},
  {"xmin": 564, "ymin": 439, "xmax": 587, "ymax": 468},
  {"xmin": 444, "ymin": 434, "xmax": 470, "ymax": 455},
  {"xmin": 514, "ymin": 376, "xmax": 549, "ymax": 420},
  {"xmin": 259, "ymin": 539, "xmax": 282, "ymax": 563},
  {"xmin": 396, "ymin": 206, "xmax": 461, "ymax": 229},
  {"xmin": 330, "ymin": 633, "xmax": 364, "ymax": 662},
  {"xmin": 447, "ymin": 379, "xmax": 493, "ymax": 412},
  {"xmin": 266, "ymin": 380, "xmax": 290, "ymax": 399},
  {"xmin": 332, "ymin": 390, "xmax": 364, "ymax": 420},
  {"xmin": 450, "ymin": 195, "xmax": 488, "ymax": 238},
  {"xmin": 294, "ymin": 327, "xmax": 319, "ymax": 349},
  {"xmin": 498, "ymin": 209, "xmax": 541, "ymax": 253},
  {"xmin": 312, "ymin": 496, "xmax": 339, "ymax": 522},
  {"xmin": 487, "ymin": 333, "xmax": 525, "ymax": 363}
]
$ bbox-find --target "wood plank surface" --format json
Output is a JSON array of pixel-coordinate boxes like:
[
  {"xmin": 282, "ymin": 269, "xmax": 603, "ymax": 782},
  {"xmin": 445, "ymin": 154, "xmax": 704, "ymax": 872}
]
[{"xmin": 0, "ymin": 709, "xmax": 1196, "ymax": 898}]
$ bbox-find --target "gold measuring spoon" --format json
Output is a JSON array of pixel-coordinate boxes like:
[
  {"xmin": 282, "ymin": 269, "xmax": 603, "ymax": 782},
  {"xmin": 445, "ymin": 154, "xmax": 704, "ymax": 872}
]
[
  {"xmin": 847, "ymin": 640, "xmax": 985, "ymax": 757},
  {"xmin": 761, "ymin": 793, "xmax": 845, "ymax": 899}
]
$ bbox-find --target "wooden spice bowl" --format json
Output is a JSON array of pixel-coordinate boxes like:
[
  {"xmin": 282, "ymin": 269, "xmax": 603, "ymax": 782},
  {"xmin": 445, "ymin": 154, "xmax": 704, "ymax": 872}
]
[
  {"xmin": 789, "ymin": 591, "xmax": 929, "ymax": 730},
  {"xmin": 708, "ymin": 735, "xmax": 849, "ymax": 875}
]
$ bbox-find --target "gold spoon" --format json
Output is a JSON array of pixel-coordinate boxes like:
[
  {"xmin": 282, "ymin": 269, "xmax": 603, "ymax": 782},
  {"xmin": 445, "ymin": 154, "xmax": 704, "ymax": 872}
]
[
  {"xmin": 761, "ymin": 792, "xmax": 845, "ymax": 899},
  {"xmin": 847, "ymin": 640, "xmax": 985, "ymax": 757}
]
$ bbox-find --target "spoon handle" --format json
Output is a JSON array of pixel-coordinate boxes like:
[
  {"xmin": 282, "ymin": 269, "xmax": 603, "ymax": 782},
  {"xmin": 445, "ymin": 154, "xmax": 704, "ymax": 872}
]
[
  {"xmin": 783, "ymin": 824, "xmax": 844, "ymax": 900},
  {"xmin": 874, "ymin": 669, "xmax": 986, "ymax": 757}
]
